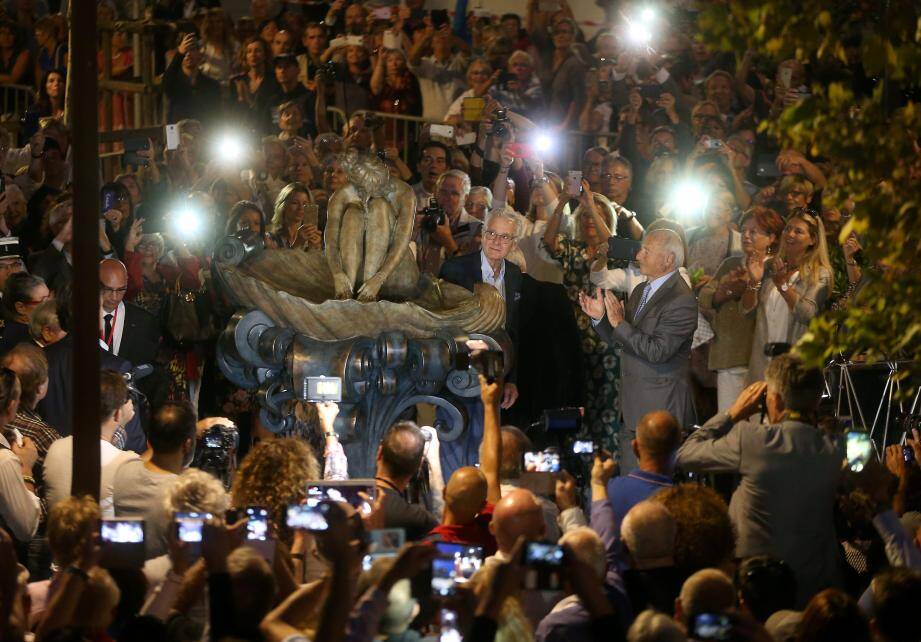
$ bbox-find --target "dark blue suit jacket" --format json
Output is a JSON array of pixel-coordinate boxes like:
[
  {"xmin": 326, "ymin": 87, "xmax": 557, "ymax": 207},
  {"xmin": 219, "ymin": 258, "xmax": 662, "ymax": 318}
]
[
  {"xmin": 439, "ymin": 250, "xmax": 522, "ymax": 382},
  {"xmin": 38, "ymin": 335, "xmax": 147, "ymax": 453}
]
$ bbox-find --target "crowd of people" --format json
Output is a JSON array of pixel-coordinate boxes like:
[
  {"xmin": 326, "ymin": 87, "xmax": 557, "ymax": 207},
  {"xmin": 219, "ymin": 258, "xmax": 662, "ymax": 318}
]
[{"xmin": 1, "ymin": 0, "xmax": 918, "ymax": 640}]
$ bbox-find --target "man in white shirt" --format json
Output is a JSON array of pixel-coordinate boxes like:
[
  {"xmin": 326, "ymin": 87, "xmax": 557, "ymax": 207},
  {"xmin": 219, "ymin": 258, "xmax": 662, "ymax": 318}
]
[
  {"xmin": 412, "ymin": 141, "xmax": 450, "ymax": 212},
  {"xmin": 416, "ymin": 170, "xmax": 481, "ymax": 276},
  {"xmin": 407, "ymin": 26, "xmax": 468, "ymax": 121},
  {"xmin": 43, "ymin": 370, "xmax": 139, "ymax": 514}
]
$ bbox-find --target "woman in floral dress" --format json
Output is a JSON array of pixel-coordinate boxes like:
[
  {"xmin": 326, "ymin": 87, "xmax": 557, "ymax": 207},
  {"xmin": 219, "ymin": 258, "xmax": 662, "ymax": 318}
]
[{"xmin": 541, "ymin": 181, "xmax": 621, "ymax": 451}]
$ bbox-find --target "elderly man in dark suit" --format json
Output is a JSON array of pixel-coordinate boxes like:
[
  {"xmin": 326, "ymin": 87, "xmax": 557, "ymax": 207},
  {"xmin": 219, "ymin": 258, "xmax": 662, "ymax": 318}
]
[
  {"xmin": 438, "ymin": 209, "xmax": 523, "ymax": 478},
  {"xmin": 580, "ymin": 228, "xmax": 697, "ymax": 473}
]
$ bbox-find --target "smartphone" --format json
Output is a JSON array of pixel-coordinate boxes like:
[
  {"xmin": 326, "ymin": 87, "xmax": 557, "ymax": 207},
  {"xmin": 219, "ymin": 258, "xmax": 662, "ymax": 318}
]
[
  {"xmin": 439, "ymin": 608, "xmax": 461, "ymax": 642},
  {"xmin": 431, "ymin": 542, "xmax": 484, "ymax": 596},
  {"xmin": 345, "ymin": 34, "xmax": 364, "ymax": 46},
  {"xmin": 572, "ymin": 439, "xmax": 594, "ymax": 455},
  {"xmin": 305, "ymin": 375, "xmax": 342, "ymax": 403},
  {"xmin": 523, "ymin": 542, "xmax": 564, "ymax": 590},
  {"xmin": 904, "ymin": 445, "xmax": 915, "ymax": 463},
  {"xmin": 693, "ymin": 613, "xmax": 733, "ymax": 640},
  {"xmin": 362, "ymin": 527, "xmax": 406, "ymax": 571},
  {"xmin": 455, "ymin": 131, "xmax": 477, "ymax": 146},
  {"xmin": 383, "ymin": 30, "xmax": 402, "ymax": 50},
  {"xmin": 165, "ymin": 123, "xmax": 180, "ymax": 150},
  {"xmin": 461, "ymin": 96, "xmax": 486, "ymax": 122},
  {"xmin": 306, "ymin": 480, "xmax": 376, "ymax": 515},
  {"xmin": 429, "ymin": 124, "xmax": 455, "ymax": 139},
  {"xmin": 123, "ymin": 137, "xmax": 150, "ymax": 167},
  {"xmin": 607, "ymin": 237, "xmax": 642, "ymax": 262},
  {"xmin": 100, "ymin": 518, "xmax": 145, "ymax": 569},
  {"xmin": 175, "ymin": 511, "xmax": 211, "ymax": 543},
  {"xmin": 101, "ymin": 189, "xmax": 118, "ymax": 213},
  {"xmin": 430, "ymin": 9, "xmax": 449, "ymax": 29},
  {"xmin": 286, "ymin": 502, "xmax": 331, "ymax": 531},
  {"xmin": 523, "ymin": 449, "xmax": 561, "ymax": 473},
  {"xmin": 372, "ymin": 6, "xmax": 392, "ymax": 20},
  {"xmin": 779, "ymin": 66, "xmax": 793, "ymax": 90},
  {"xmin": 506, "ymin": 142, "xmax": 534, "ymax": 159},
  {"xmin": 846, "ymin": 431, "xmax": 873, "ymax": 472},
  {"xmin": 566, "ymin": 170, "xmax": 583, "ymax": 197},
  {"xmin": 705, "ymin": 138, "xmax": 725, "ymax": 150}
]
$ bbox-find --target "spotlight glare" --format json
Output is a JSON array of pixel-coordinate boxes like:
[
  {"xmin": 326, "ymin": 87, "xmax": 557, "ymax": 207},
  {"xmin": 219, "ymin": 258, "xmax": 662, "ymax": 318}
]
[{"xmin": 640, "ymin": 7, "xmax": 656, "ymax": 22}]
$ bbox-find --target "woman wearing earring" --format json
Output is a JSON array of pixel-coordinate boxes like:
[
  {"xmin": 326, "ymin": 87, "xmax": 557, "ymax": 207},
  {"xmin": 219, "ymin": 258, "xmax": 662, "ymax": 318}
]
[
  {"xmin": 699, "ymin": 207, "xmax": 785, "ymax": 411},
  {"xmin": 743, "ymin": 207, "xmax": 832, "ymax": 382}
]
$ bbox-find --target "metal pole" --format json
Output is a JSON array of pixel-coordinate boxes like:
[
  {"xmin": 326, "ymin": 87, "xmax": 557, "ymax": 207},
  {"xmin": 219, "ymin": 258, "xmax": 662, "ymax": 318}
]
[{"xmin": 69, "ymin": 0, "xmax": 102, "ymax": 499}]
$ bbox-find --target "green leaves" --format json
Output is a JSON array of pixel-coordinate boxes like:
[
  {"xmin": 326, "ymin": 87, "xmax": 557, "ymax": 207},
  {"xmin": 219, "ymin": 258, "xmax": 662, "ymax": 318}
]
[{"xmin": 697, "ymin": 0, "xmax": 921, "ymax": 395}]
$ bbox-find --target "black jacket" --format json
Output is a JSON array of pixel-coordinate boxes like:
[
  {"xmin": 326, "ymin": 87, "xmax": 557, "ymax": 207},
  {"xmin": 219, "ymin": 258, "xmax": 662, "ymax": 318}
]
[
  {"xmin": 163, "ymin": 52, "xmax": 223, "ymax": 125},
  {"xmin": 27, "ymin": 245, "xmax": 72, "ymax": 295},
  {"xmin": 439, "ymin": 250, "xmax": 522, "ymax": 383}
]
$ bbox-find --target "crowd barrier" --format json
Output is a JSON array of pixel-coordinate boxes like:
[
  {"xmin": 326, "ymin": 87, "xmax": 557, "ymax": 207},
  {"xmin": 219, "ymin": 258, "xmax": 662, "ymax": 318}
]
[
  {"xmin": 96, "ymin": 106, "xmax": 621, "ymax": 181},
  {"xmin": 0, "ymin": 83, "xmax": 35, "ymax": 120}
]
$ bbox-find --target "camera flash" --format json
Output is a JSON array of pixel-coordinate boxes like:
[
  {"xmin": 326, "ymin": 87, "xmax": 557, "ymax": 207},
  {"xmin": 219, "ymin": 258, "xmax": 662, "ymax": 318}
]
[
  {"xmin": 669, "ymin": 180, "xmax": 709, "ymax": 221},
  {"xmin": 213, "ymin": 132, "xmax": 246, "ymax": 164}
]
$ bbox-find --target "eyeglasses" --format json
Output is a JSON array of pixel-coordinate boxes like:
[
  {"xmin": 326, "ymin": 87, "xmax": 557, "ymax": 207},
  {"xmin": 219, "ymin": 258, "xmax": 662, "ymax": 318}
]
[
  {"xmin": 100, "ymin": 285, "xmax": 128, "ymax": 295},
  {"xmin": 484, "ymin": 230, "xmax": 515, "ymax": 244},
  {"xmin": 602, "ymin": 173, "xmax": 630, "ymax": 182}
]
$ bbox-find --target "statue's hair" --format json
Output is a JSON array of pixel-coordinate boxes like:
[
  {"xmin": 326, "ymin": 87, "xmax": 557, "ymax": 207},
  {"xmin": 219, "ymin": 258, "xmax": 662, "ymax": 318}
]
[{"xmin": 339, "ymin": 149, "xmax": 391, "ymax": 196}]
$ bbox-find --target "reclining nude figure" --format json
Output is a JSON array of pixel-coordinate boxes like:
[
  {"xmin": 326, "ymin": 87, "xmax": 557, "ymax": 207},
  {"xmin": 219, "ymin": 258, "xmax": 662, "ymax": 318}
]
[{"xmin": 325, "ymin": 151, "xmax": 419, "ymax": 301}]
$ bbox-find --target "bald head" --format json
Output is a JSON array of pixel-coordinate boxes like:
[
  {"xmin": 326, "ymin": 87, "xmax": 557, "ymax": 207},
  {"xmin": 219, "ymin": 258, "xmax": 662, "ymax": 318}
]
[
  {"xmin": 99, "ymin": 259, "xmax": 128, "ymax": 313},
  {"xmin": 491, "ymin": 489, "xmax": 545, "ymax": 553},
  {"xmin": 676, "ymin": 569, "xmax": 735, "ymax": 626},
  {"xmin": 635, "ymin": 411, "xmax": 681, "ymax": 467},
  {"xmin": 621, "ymin": 501, "xmax": 676, "ymax": 569},
  {"xmin": 444, "ymin": 467, "xmax": 487, "ymax": 524}
]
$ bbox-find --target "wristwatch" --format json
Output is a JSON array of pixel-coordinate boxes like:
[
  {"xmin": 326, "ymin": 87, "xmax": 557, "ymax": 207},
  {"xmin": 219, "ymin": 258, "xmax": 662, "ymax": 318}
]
[{"xmin": 66, "ymin": 566, "xmax": 89, "ymax": 581}]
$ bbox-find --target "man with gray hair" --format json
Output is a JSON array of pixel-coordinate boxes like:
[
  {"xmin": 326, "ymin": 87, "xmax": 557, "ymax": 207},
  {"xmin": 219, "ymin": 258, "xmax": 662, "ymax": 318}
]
[
  {"xmin": 438, "ymin": 204, "xmax": 524, "ymax": 476},
  {"xmin": 677, "ymin": 354, "xmax": 844, "ymax": 606},
  {"xmin": 580, "ymin": 227, "xmax": 698, "ymax": 473},
  {"xmin": 674, "ymin": 568, "xmax": 736, "ymax": 629},
  {"xmin": 621, "ymin": 501, "xmax": 684, "ymax": 615},
  {"xmin": 417, "ymin": 169, "xmax": 481, "ymax": 275}
]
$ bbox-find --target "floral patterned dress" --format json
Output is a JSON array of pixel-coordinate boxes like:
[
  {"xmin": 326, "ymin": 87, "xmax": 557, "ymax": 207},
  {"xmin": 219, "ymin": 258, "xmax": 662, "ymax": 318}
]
[{"xmin": 544, "ymin": 235, "xmax": 621, "ymax": 452}]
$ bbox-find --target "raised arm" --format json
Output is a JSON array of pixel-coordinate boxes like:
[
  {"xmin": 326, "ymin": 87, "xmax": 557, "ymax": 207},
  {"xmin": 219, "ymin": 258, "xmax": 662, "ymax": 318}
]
[
  {"xmin": 479, "ymin": 375, "xmax": 503, "ymax": 504},
  {"xmin": 541, "ymin": 194, "xmax": 568, "ymax": 255},
  {"xmin": 370, "ymin": 49, "xmax": 387, "ymax": 96}
]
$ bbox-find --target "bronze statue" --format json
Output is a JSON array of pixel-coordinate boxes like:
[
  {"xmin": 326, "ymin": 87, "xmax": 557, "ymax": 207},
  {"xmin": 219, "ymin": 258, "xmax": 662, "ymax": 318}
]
[{"xmin": 324, "ymin": 150, "xmax": 418, "ymax": 302}]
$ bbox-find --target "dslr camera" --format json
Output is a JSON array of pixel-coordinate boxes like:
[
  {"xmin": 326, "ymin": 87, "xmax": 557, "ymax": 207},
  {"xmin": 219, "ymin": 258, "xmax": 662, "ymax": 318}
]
[
  {"xmin": 193, "ymin": 423, "xmax": 239, "ymax": 489},
  {"xmin": 490, "ymin": 109, "xmax": 512, "ymax": 142},
  {"xmin": 420, "ymin": 197, "xmax": 445, "ymax": 233}
]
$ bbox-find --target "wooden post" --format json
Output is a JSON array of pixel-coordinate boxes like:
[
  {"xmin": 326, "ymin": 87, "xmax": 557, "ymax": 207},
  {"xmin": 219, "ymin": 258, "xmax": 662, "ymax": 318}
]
[{"xmin": 69, "ymin": 0, "xmax": 101, "ymax": 499}]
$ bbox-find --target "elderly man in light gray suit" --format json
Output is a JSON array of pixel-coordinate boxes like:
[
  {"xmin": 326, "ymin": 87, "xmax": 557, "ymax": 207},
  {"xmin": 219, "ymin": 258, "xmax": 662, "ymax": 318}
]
[
  {"xmin": 579, "ymin": 228, "xmax": 698, "ymax": 473},
  {"xmin": 677, "ymin": 354, "xmax": 845, "ymax": 607}
]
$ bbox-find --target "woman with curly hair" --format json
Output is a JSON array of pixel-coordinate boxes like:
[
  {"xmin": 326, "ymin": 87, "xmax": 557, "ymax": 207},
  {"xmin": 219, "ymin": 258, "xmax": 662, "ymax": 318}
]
[{"xmin": 230, "ymin": 437, "xmax": 320, "ymax": 543}]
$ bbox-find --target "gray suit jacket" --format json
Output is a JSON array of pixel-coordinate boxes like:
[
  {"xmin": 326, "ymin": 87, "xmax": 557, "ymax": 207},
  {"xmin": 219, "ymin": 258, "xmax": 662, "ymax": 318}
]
[
  {"xmin": 677, "ymin": 411, "xmax": 845, "ymax": 606},
  {"xmin": 594, "ymin": 271, "xmax": 698, "ymax": 435}
]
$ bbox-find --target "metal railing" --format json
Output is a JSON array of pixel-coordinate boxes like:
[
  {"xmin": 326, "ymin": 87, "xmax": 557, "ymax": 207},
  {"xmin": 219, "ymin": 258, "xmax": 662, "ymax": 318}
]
[{"xmin": 1, "ymin": 83, "xmax": 36, "ymax": 119}]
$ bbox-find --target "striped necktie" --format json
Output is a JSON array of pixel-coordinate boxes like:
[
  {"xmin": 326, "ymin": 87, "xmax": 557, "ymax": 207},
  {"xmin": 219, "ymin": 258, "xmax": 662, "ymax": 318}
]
[{"xmin": 634, "ymin": 283, "xmax": 651, "ymax": 319}]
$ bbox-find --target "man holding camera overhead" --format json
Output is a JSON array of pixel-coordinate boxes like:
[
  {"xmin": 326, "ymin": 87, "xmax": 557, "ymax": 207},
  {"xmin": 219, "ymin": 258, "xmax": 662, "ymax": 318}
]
[{"xmin": 580, "ymin": 228, "xmax": 697, "ymax": 474}]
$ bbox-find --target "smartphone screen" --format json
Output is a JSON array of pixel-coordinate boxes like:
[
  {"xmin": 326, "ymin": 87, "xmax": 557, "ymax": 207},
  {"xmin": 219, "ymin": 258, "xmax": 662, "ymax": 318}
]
[
  {"xmin": 523, "ymin": 450, "xmax": 560, "ymax": 473},
  {"xmin": 101, "ymin": 519, "xmax": 144, "ymax": 543},
  {"xmin": 846, "ymin": 432, "xmax": 873, "ymax": 472},
  {"xmin": 306, "ymin": 481, "xmax": 376, "ymax": 515},
  {"xmin": 431, "ymin": 543, "xmax": 483, "ymax": 596},
  {"xmin": 439, "ymin": 608, "xmax": 461, "ymax": 642},
  {"xmin": 525, "ymin": 542, "xmax": 564, "ymax": 566},
  {"xmin": 693, "ymin": 613, "xmax": 732, "ymax": 640},
  {"xmin": 100, "ymin": 518, "xmax": 145, "ymax": 569},
  {"xmin": 286, "ymin": 503, "xmax": 330, "ymax": 531},
  {"xmin": 244, "ymin": 507, "xmax": 270, "ymax": 541},
  {"xmin": 566, "ymin": 170, "xmax": 583, "ymax": 197},
  {"xmin": 175, "ymin": 512, "xmax": 211, "ymax": 543},
  {"xmin": 572, "ymin": 439, "xmax": 594, "ymax": 455}
]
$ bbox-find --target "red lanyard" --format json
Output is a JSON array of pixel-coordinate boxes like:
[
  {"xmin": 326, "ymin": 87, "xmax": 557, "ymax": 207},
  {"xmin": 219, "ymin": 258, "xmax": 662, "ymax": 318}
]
[{"xmin": 100, "ymin": 306, "xmax": 119, "ymax": 349}]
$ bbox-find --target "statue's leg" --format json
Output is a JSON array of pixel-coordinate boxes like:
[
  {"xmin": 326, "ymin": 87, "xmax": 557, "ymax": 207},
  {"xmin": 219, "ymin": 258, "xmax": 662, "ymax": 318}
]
[
  {"xmin": 363, "ymin": 198, "xmax": 395, "ymax": 281},
  {"xmin": 340, "ymin": 203, "xmax": 366, "ymax": 286}
]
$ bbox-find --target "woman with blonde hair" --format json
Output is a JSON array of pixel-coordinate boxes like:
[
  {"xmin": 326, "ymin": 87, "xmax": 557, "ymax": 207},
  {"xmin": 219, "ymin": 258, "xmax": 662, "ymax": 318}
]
[
  {"xmin": 541, "ymin": 183, "xmax": 621, "ymax": 450},
  {"xmin": 268, "ymin": 182, "xmax": 321, "ymax": 250},
  {"xmin": 743, "ymin": 207, "xmax": 832, "ymax": 381}
]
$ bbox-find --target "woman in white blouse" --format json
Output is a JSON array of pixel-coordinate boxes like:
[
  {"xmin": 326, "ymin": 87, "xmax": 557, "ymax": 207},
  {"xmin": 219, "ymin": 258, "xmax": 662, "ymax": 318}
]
[{"xmin": 743, "ymin": 208, "xmax": 832, "ymax": 381}]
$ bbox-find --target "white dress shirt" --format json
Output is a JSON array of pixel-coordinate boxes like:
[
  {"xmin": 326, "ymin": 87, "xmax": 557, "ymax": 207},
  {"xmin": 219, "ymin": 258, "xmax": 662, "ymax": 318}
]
[
  {"xmin": 99, "ymin": 301, "xmax": 126, "ymax": 355},
  {"xmin": 480, "ymin": 250, "xmax": 506, "ymax": 300},
  {"xmin": 0, "ymin": 432, "xmax": 40, "ymax": 541},
  {"xmin": 44, "ymin": 436, "xmax": 140, "ymax": 515}
]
